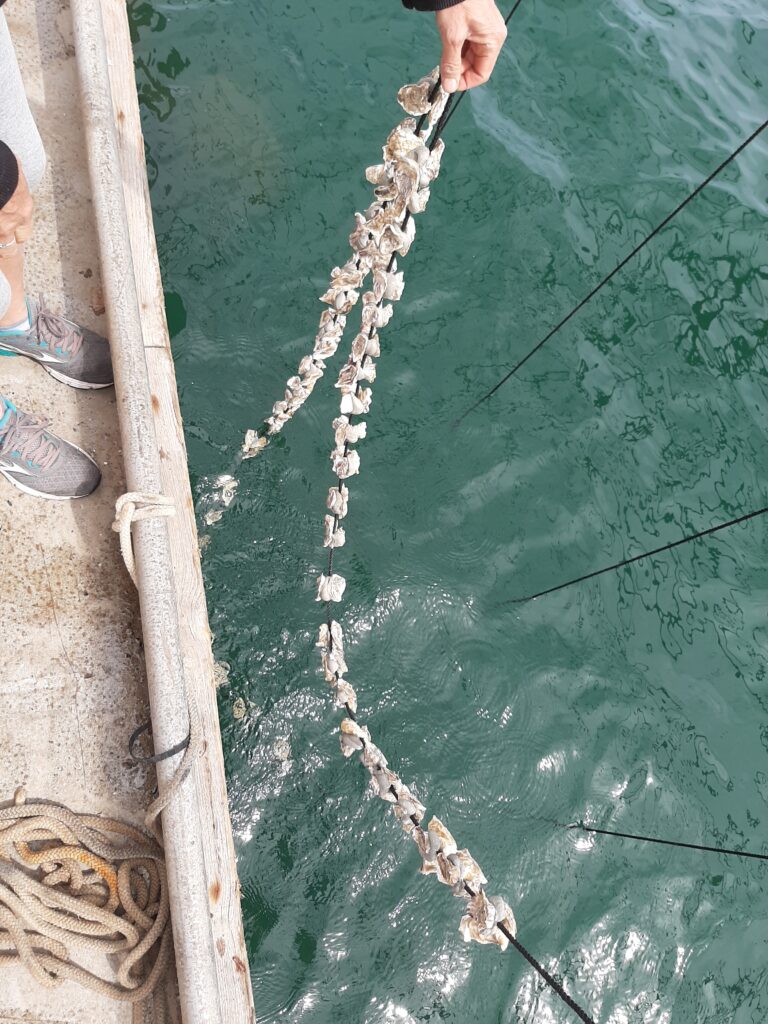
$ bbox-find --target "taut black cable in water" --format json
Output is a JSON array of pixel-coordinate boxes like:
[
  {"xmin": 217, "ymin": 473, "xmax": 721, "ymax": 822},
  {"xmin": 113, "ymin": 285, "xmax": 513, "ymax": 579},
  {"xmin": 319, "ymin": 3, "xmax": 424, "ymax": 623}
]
[
  {"xmin": 454, "ymin": 115, "xmax": 768, "ymax": 426},
  {"xmin": 501, "ymin": 502, "xmax": 768, "ymax": 605},
  {"xmin": 567, "ymin": 822, "xmax": 768, "ymax": 863}
]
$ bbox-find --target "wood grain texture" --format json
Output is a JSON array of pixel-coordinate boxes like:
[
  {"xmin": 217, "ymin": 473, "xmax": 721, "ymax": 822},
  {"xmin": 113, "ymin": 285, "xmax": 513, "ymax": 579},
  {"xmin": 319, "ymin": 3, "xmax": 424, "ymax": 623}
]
[{"xmin": 99, "ymin": 1, "xmax": 255, "ymax": 1019}]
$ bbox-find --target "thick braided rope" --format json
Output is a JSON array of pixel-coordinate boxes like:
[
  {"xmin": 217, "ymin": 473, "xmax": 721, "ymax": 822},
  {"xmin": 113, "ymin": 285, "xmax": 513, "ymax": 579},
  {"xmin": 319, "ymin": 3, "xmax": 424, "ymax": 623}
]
[{"xmin": 0, "ymin": 793, "xmax": 171, "ymax": 1019}]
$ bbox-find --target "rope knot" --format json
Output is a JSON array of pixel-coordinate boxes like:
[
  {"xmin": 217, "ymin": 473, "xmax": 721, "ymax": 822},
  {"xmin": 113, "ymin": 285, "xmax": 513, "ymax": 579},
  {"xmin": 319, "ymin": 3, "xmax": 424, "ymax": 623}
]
[{"xmin": 112, "ymin": 492, "xmax": 175, "ymax": 586}]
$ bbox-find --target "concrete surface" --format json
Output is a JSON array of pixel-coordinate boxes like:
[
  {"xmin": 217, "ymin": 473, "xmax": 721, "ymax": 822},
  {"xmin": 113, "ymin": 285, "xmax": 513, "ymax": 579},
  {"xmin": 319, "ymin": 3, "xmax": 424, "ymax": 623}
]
[{"xmin": 0, "ymin": 1, "xmax": 165, "ymax": 1019}]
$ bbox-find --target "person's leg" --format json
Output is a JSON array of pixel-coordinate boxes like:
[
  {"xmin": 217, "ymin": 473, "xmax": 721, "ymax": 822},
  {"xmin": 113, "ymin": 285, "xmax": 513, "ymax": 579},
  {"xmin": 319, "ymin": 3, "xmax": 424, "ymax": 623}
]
[
  {"xmin": 0, "ymin": 12, "xmax": 112, "ymax": 389},
  {"xmin": 0, "ymin": 248, "xmax": 26, "ymax": 327},
  {"xmin": 0, "ymin": 10, "xmax": 46, "ymax": 329},
  {"xmin": 0, "ymin": 266, "xmax": 10, "ymax": 322},
  {"xmin": 0, "ymin": 13, "xmax": 46, "ymax": 191}
]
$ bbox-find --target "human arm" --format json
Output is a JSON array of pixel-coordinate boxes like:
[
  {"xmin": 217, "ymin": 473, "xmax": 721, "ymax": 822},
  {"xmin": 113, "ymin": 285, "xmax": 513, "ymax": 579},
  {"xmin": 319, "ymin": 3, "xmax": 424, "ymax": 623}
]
[{"xmin": 402, "ymin": 0, "xmax": 507, "ymax": 93}]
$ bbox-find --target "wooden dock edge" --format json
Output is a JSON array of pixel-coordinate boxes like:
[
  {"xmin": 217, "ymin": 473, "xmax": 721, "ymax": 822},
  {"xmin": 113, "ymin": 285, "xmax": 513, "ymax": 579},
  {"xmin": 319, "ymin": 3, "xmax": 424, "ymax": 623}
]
[{"xmin": 70, "ymin": 1, "xmax": 255, "ymax": 1020}]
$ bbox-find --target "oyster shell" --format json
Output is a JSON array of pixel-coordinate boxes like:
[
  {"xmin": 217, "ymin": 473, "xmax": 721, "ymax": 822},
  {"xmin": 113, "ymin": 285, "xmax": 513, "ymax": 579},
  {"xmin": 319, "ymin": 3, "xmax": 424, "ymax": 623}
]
[
  {"xmin": 323, "ymin": 514, "xmax": 346, "ymax": 548},
  {"xmin": 339, "ymin": 717, "xmax": 371, "ymax": 757},
  {"xmin": 316, "ymin": 573, "xmax": 347, "ymax": 603},
  {"xmin": 339, "ymin": 390, "xmax": 372, "ymax": 416},
  {"xmin": 335, "ymin": 359, "xmax": 360, "ymax": 393},
  {"xmin": 365, "ymin": 163, "xmax": 390, "ymax": 186},
  {"xmin": 375, "ymin": 269, "xmax": 404, "ymax": 302},
  {"xmin": 319, "ymin": 285, "xmax": 360, "ymax": 315},
  {"xmin": 331, "ymin": 449, "xmax": 361, "ymax": 479},
  {"xmin": 421, "ymin": 139, "xmax": 445, "ymax": 186},
  {"xmin": 383, "ymin": 119, "xmax": 425, "ymax": 163},
  {"xmin": 357, "ymin": 362, "xmax": 376, "ymax": 384},
  {"xmin": 422, "ymin": 87, "xmax": 450, "ymax": 136},
  {"xmin": 365, "ymin": 334, "xmax": 381, "ymax": 358},
  {"xmin": 360, "ymin": 741, "xmax": 388, "ymax": 771},
  {"xmin": 396, "ymin": 68, "xmax": 439, "ymax": 115},
  {"xmin": 447, "ymin": 850, "xmax": 488, "ymax": 894},
  {"xmin": 351, "ymin": 332, "xmax": 369, "ymax": 361},
  {"xmin": 408, "ymin": 187, "xmax": 430, "ymax": 215},
  {"xmin": 321, "ymin": 647, "xmax": 347, "ymax": 681},
  {"xmin": 369, "ymin": 764, "xmax": 400, "ymax": 803},
  {"xmin": 394, "ymin": 158, "xmax": 420, "ymax": 199},
  {"xmin": 330, "ymin": 260, "xmax": 366, "ymax": 290},
  {"xmin": 317, "ymin": 620, "xmax": 341, "ymax": 652},
  {"xmin": 349, "ymin": 212, "xmax": 373, "ymax": 253},
  {"xmin": 332, "ymin": 416, "xmax": 367, "ymax": 446},
  {"xmin": 333, "ymin": 679, "xmax": 357, "ymax": 714},
  {"xmin": 242, "ymin": 429, "xmax": 269, "ymax": 459},
  {"xmin": 458, "ymin": 891, "xmax": 515, "ymax": 951},
  {"xmin": 326, "ymin": 484, "xmax": 349, "ymax": 518},
  {"xmin": 396, "ymin": 216, "xmax": 417, "ymax": 257},
  {"xmin": 391, "ymin": 785, "xmax": 426, "ymax": 832}
]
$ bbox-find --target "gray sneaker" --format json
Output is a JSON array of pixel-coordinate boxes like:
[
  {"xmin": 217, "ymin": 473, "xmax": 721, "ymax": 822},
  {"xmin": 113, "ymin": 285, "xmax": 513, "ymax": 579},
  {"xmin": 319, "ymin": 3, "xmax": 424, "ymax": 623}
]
[
  {"xmin": 0, "ymin": 297, "xmax": 113, "ymax": 389},
  {"xmin": 0, "ymin": 403, "xmax": 101, "ymax": 499}
]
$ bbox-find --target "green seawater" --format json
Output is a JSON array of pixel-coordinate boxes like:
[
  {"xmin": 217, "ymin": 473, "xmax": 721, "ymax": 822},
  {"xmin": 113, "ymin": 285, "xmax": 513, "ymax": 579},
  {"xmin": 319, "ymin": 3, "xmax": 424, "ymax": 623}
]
[{"xmin": 130, "ymin": 2, "xmax": 768, "ymax": 1019}]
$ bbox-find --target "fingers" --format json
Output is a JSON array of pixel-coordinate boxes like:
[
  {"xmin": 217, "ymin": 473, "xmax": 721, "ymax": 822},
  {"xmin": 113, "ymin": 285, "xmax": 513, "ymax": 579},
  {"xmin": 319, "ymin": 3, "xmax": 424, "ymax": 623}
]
[
  {"xmin": 440, "ymin": 34, "xmax": 464, "ymax": 94},
  {"xmin": 436, "ymin": 0, "xmax": 508, "ymax": 93},
  {"xmin": 460, "ymin": 39, "xmax": 505, "ymax": 90}
]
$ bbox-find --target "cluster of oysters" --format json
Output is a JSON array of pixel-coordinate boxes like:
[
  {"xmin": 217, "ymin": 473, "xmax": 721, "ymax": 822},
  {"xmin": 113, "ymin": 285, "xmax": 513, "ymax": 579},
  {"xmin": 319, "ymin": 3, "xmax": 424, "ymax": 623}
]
[
  {"xmin": 242, "ymin": 69, "xmax": 447, "ymax": 459},
  {"xmin": 309, "ymin": 71, "xmax": 518, "ymax": 953}
]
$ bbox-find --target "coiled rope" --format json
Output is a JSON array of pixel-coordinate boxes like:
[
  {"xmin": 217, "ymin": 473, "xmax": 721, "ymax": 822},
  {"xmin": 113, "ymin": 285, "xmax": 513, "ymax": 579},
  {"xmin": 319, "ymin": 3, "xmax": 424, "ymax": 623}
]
[
  {"xmin": 0, "ymin": 790, "xmax": 173, "ymax": 1024},
  {"xmin": 454, "ymin": 115, "xmax": 768, "ymax": 425}
]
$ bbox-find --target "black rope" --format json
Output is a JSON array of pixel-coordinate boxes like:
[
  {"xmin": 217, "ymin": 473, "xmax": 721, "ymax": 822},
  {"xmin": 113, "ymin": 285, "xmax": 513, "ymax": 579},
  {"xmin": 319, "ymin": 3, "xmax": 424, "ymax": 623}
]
[
  {"xmin": 461, "ymin": 882, "xmax": 596, "ymax": 1024},
  {"xmin": 128, "ymin": 719, "xmax": 190, "ymax": 765},
  {"xmin": 501, "ymin": 502, "xmax": 768, "ymax": 604},
  {"xmin": 568, "ymin": 821, "xmax": 768, "ymax": 863},
  {"xmin": 455, "ymin": 115, "xmax": 768, "ymax": 425}
]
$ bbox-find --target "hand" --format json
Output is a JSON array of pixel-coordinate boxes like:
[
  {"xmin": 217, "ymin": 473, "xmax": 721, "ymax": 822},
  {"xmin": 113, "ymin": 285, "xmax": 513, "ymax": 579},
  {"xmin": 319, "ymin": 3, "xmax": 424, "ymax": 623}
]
[
  {"xmin": 436, "ymin": 0, "xmax": 507, "ymax": 93},
  {"xmin": 0, "ymin": 162, "xmax": 33, "ymax": 254}
]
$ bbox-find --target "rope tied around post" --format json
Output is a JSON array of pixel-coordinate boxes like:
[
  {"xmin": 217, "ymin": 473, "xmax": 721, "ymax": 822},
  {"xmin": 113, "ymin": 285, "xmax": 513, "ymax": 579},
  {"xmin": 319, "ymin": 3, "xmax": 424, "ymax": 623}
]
[
  {"xmin": 111, "ymin": 491, "xmax": 205, "ymax": 832},
  {"xmin": 112, "ymin": 492, "xmax": 176, "ymax": 587},
  {"xmin": 0, "ymin": 789, "xmax": 174, "ymax": 1023}
]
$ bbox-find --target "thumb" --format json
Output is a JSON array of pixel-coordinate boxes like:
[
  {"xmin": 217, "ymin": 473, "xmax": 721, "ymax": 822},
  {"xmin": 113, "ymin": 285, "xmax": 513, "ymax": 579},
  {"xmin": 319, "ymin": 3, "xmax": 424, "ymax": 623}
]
[{"xmin": 440, "ymin": 36, "xmax": 464, "ymax": 93}]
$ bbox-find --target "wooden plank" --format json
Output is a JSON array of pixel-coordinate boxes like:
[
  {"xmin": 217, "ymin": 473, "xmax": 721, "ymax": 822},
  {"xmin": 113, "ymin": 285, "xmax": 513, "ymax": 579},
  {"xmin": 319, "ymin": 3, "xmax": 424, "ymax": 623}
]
[{"xmin": 98, "ymin": 2, "xmax": 255, "ymax": 1019}]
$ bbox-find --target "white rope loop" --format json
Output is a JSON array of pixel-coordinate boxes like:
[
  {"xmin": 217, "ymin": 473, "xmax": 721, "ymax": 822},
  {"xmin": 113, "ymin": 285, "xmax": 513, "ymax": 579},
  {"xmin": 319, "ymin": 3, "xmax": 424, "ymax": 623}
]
[{"xmin": 112, "ymin": 492, "xmax": 176, "ymax": 586}]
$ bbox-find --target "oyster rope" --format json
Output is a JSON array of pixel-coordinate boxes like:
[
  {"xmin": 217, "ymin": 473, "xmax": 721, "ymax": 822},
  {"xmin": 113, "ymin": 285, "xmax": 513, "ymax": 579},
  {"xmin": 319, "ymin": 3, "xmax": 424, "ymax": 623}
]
[
  {"xmin": 240, "ymin": 70, "xmax": 448, "ymax": 461},
  {"xmin": 315, "ymin": 74, "xmax": 519, "ymax": 955}
]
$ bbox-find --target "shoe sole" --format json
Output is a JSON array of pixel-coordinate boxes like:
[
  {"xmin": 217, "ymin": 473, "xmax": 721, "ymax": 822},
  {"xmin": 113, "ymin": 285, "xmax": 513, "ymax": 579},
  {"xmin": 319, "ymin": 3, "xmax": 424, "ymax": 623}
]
[
  {"xmin": 0, "ymin": 438, "xmax": 101, "ymax": 500},
  {"xmin": 43, "ymin": 363, "xmax": 113, "ymax": 390},
  {"xmin": 0, "ymin": 345, "xmax": 113, "ymax": 390}
]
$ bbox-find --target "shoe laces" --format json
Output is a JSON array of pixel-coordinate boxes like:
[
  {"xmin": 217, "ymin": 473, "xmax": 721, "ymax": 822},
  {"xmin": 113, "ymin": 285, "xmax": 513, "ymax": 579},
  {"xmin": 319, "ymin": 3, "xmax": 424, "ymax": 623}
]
[
  {"xmin": 0, "ymin": 408, "xmax": 60, "ymax": 470},
  {"xmin": 35, "ymin": 302, "xmax": 83, "ymax": 358}
]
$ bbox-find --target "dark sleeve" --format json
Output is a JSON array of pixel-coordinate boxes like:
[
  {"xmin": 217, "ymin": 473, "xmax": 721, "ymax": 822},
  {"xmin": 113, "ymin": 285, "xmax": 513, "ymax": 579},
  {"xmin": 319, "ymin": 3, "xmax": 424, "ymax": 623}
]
[
  {"xmin": 0, "ymin": 142, "xmax": 19, "ymax": 210},
  {"xmin": 402, "ymin": 0, "xmax": 465, "ymax": 10}
]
